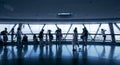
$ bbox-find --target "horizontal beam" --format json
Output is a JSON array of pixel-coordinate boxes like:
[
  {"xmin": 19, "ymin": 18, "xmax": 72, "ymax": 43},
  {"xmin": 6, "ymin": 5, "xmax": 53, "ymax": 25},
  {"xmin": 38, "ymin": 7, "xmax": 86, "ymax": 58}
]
[{"xmin": 0, "ymin": 18, "xmax": 120, "ymax": 24}]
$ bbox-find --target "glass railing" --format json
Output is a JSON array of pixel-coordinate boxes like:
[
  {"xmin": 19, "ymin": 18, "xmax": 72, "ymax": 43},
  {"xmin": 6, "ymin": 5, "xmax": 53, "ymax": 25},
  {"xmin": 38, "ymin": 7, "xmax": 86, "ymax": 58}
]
[{"xmin": 1, "ymin": 33, "xmax": 120, "ymax": 43}]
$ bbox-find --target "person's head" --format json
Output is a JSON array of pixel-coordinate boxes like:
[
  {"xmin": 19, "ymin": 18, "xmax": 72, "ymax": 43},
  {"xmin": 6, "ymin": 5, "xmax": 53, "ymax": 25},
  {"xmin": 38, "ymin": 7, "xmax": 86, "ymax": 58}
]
[
  {"xmin": 48, "ymin": 30, "xmax": 51, "ymax": 33},
  {"xmin": 101, "ymin": 29, "xmax": 103, "ymax": 31},
  {"xmin": 5, "ymin": 28, "xmax": 7, "ymax": 31},
  {"xmin": 17, "ymin": 28, "xmax": 20, "ymax": 30},
  {"xmin": 75, "ymin": 27, "xmax": 77, "ymax": 30}
]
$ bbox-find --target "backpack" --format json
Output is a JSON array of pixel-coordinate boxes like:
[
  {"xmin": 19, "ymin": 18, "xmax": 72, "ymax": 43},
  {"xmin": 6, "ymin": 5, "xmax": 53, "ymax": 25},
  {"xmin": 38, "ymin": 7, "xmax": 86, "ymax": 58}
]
[{"xmin": 1, "ymin": 31, "xmax": 5, "ymax": 35}]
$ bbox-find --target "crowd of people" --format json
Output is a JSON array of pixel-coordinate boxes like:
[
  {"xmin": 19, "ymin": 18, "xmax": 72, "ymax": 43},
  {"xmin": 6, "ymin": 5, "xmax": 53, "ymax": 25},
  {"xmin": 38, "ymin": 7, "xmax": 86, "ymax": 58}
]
[
  {"xmin": 0, "ymin": 27, "xmax": 107, "ymax": 50},
  {"xmin": 0, "ymin": 27, "xmax": 61, "ymax": 44}
]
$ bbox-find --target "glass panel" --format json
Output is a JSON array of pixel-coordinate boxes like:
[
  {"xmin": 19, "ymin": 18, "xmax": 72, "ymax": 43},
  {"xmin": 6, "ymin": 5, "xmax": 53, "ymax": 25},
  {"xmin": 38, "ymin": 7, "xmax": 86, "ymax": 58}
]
[
  {"xmin": 57, "ymin": 24, "xmax": 71, "ymax": 33},
  {"xmin": 28, "ymin": 24, "xmax": 44, "ymax": 33},
  {"xmin": 0, "ymin": 23, "xmax": 115, "ymax": 42},
  {"xmin": 57, "ymin": 24, "xmax": 71, "ymax": 39},
  {"xmin": 84, "ymin": 24, "xmax": 99, "ymax": 40},
  {"xmin": 69, "ymin": 24, "xmax": 84, "ymax": 33},
  {"xmin": 0, "ymin": 24, "xmax": 18, "ymax": 41},
  {"xmin": 97, "ymin": 24, "xmax": 111, "ymax": 41},
  {"xmin": 43, "ymin": 24, "xmax": 57, "ymax": 33},
  {"xmin": 68, "ymin": 24, "xmax": 83, "ymax": 41},
  {"xmin": 113, "ymin": 23, "xmax": 120, "ymax": 42},
  {"xmin": 22, "ymin": 24, "xmax": 31, "ymax": 34},
  {"xmin": 98, "ymin": 24, "xmax": 110, "ymax": 34},
  {"xmin": 0, "ymin": 24, "xmax": 14, "ymax": 32}
]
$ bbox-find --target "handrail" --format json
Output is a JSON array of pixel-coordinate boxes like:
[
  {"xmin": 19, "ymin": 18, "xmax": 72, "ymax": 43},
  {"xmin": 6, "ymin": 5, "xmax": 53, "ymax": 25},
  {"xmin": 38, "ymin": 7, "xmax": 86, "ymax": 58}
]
[
  {"xmin": 3, "ymin": 33, "xmax": 120, "ymax": 35},
  {"xmin": 1, "ymin": 33, "xmax": 120, "ymax": 42}
]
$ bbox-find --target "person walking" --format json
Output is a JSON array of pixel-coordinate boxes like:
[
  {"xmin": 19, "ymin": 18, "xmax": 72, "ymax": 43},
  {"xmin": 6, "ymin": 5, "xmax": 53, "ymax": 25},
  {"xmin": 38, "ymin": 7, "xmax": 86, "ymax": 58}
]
[
  {"xmin": 72, "ymin": 27, "xmax": 79, "ymax": 51},
  {"xmin": 101, "ymin": 29, "xmax": 106, "ymax": 42},
  {"xmin": 38, "ymin": 29, "xmax": 44, "ymax": 44}
]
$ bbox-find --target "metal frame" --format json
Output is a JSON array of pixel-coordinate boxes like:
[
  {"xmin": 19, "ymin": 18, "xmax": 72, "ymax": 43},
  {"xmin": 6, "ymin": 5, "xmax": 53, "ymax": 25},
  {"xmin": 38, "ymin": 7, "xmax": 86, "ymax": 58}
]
[
  {"xmin": 8, "ymin": 24, "xmax": 17, "ymax": 34},
  {"xmin": 28, "ymin": 24, "xmax": 34, "ymax": 34},
  {"xmin": 109, "ymin": 23, "xmax": 115, "ymax": 43},
  {"xmin": 93, "ymin": 23, "xmax": 102, "ymax": 41},
  {"xmin": 63, "ymin": 24, "xmax": 73, "ymax": 40},
  {"xmin": 114, "ymin": 23, "xmax": 120, "ymax": 31}
]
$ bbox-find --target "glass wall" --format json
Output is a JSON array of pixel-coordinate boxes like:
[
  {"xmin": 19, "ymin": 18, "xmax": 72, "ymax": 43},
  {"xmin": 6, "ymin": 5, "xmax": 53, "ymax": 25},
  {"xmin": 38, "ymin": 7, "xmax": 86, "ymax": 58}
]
[{"xmin": 0, "ymin": 23, "xmax": 120, "ymax": 43}]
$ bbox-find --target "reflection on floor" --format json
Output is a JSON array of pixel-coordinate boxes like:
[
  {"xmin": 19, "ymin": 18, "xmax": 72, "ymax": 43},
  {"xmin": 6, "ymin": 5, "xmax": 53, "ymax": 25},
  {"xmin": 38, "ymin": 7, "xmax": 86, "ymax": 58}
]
[{"xmin": 0, "ymin": 43, "xmax": 120, "ymax": 65}]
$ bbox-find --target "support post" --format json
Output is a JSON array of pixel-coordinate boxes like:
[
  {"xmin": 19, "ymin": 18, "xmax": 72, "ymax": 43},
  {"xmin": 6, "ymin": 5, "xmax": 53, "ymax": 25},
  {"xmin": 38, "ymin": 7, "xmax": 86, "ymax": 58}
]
[{"xmin": 109, "ymin": 23, "xmax": 115, "ymax": 43}]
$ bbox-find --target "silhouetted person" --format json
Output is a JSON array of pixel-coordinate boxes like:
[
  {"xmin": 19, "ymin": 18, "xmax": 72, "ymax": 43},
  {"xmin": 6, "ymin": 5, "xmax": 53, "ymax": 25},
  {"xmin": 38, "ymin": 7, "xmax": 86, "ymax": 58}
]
[
  {"xmin": 22, "ymin": 34, "xmax": 28, "ymax": 43},
  {"xmin": 72, "ymin": 27, "xmax": 79, "ymax": 51},
  {"xmin": 33, "ymin": 34, "xmax": 38, "ymax": 43},
  {"xmin": 55, "ymin": 27, "xmax": 62, "ymax": 44},
  {"xmin": 11, "ymin": 28, "xmax": 15, "ymax": 42},
  {"xmin": 56, "ymin": 29, "xmax": 59, "ymax": 42},
  {"xmin": 81, "ymin": 27, "xmax": 88, "ymax": 45},
  {"xmin": 16, "ymin": 28, "xmax": 22, "ymax": 44},
  {"xmin": 101, "ymin": 29, "xmax": 106, "ymax": 42},
  {"xmin": 1, "ymin": 28, "xmax": 8, "ymax": 44},
  {"xmin": 38, "ymin": 29, "xmax": 44, "ymax": 44},
  {"xmin": 48, "ymin": 30, "xmax": 53, "ymax": 43}
]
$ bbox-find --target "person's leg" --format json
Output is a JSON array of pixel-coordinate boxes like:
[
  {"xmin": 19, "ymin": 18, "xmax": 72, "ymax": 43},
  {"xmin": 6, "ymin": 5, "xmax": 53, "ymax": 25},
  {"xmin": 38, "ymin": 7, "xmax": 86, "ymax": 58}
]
[
  {"xmin": 60, "ymin": 37, "xmax": 62, "ymax": 44},
  {"xmin": 11, "ymin": 35, "xmax": 13, "ymax": 42},
  {"xmin": 3, "ymin": 36, "xmax": 5, "ymax": 43},
  {"xmin": 3, "ymin": 36, "xmax": 7, "ymax": 45},
  {"xmin": 72, "ymin": 42, "xmax": 76, "ymax": 51},
  {"xmin": 39, "ymin": 38, "xmax": 41, "ymax": 44},
  {"xmin": 58, "ymin": 36, "xmax": 61, "ymax": 44},
  {"xmin": 104, "ymin": 36, "xmax": 106, "ymax": 42},
  {"xmin": 85, "ymin": 36, "xmax": 87, "ymax": 45},
  {"xmin": 103, "ymin": 36, "xmax": 105, "ymax": 42},
  {"xmin": 83, "ymin": 37, "xmax": 85, "ymax": 45},
  {"xmin": 73, "ymin": 43, "xmax": 74, "ymax": 50},
  {"xmin": 76, "ymin": 39, "xmax": 79, "ymax": 47}
]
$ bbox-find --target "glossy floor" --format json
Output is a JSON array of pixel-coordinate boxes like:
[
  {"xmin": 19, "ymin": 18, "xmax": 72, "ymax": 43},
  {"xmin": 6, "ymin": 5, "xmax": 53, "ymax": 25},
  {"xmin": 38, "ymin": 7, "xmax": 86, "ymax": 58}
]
[{"xmin": 0, "ymin": 44, "xmax": 120, "ymax": 65}]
